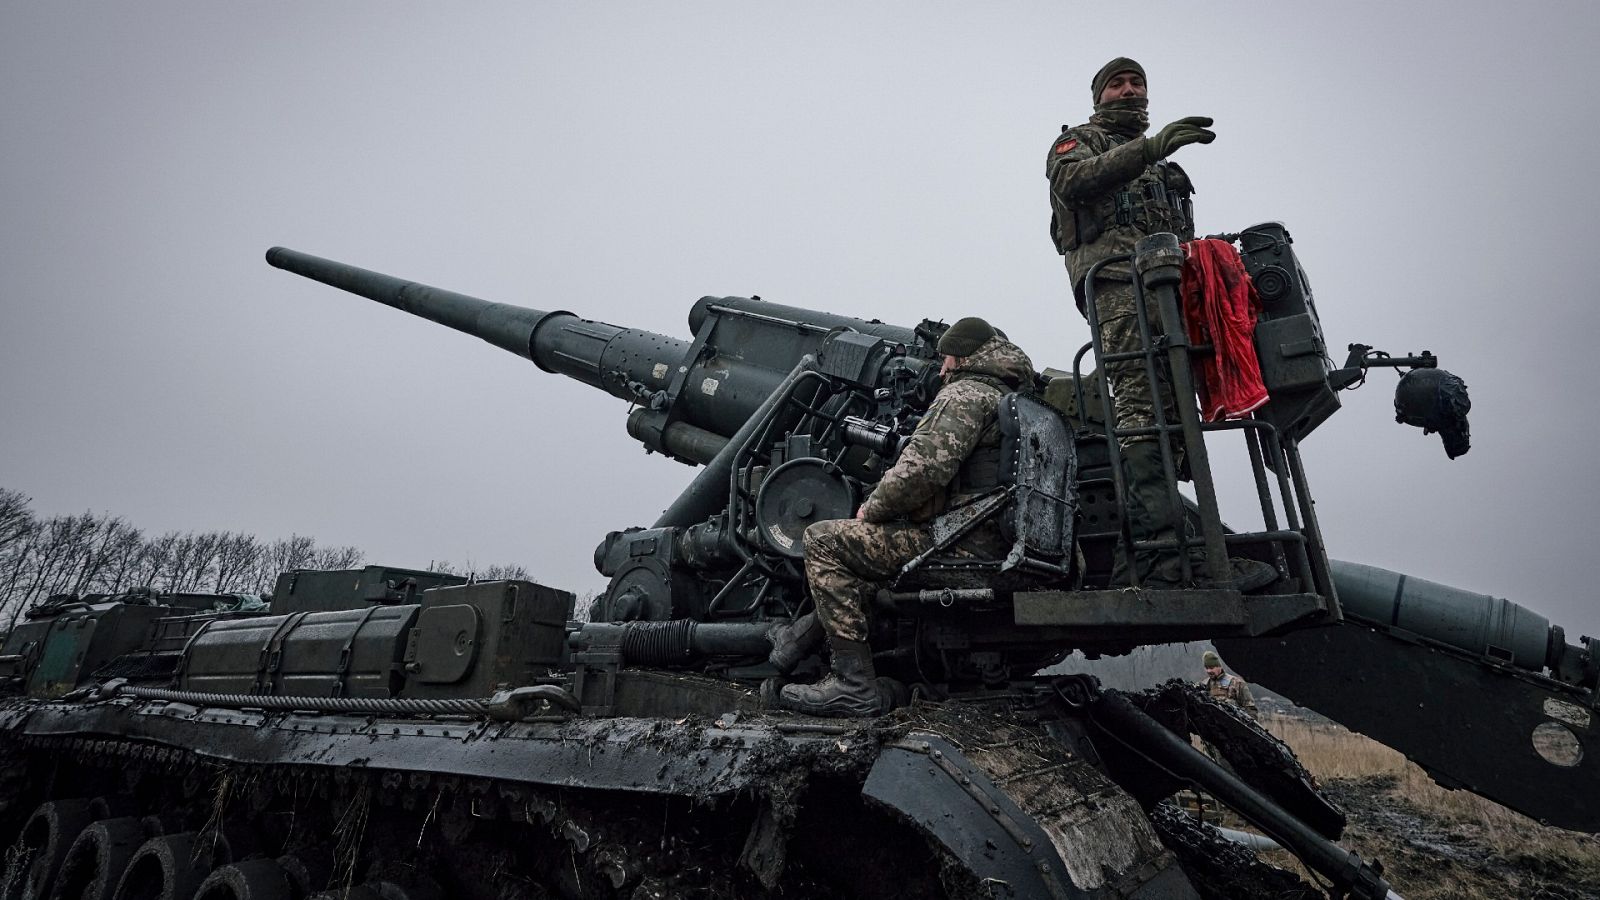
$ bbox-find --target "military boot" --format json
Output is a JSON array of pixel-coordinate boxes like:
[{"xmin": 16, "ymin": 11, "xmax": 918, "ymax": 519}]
[
  {"xmin": 1119, "ymin": 441, "xmax": 1279, "ymax": 592},
  {"xmin": 767, "ymin": 611, "xmax": 823, "ymax": 674},
  {"xmin": 1212, "ymin": 558, "xmax": 1278, "ymax": 593},
  {"xmin": 777, "ymin": 636, "xmax": 881, "ymax": 718}
]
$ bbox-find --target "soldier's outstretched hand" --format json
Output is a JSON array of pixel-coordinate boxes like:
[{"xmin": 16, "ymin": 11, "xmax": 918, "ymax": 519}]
[{"xmin": 1145, "ymin": 116, "xmax": 1216, "ymax": 162}]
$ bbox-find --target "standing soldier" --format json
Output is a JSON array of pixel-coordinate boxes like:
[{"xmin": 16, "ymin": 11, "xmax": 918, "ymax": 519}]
[
  {"xmin": 776, "ymin": 318, "xmax": 1035, "ymax": 717},
  {"xmin": 1201, "ymin": 649, "xmax": 1258, "ymax": 718},
  {"xmin": 1045, "ymin": 59, "xmax": 1269, "ymax": 591}
]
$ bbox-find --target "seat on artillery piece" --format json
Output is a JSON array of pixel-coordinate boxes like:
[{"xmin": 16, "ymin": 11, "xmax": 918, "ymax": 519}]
[{"xmin": 891, "ymin": 392, "xmax": 1078, "ymax": 594}]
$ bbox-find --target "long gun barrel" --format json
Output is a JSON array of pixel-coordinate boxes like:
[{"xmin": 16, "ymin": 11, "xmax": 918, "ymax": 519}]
[
  {"xmin": 266, "ymin": 246, "xmax": 688, "ymax": 406},
  {"xmin": 266, "ymin": 247, "xmax": 919, "ymax": 464}
]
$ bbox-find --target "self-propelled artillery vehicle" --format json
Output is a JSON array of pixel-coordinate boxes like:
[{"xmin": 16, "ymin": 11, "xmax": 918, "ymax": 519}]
[{"xmin": 0, "ymin": 227, "xmax": 1593, "ymax": 900}]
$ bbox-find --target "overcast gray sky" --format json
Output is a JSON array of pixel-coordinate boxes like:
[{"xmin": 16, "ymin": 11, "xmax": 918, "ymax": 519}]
[{"xmin": 3, "ymin": 2, "xmax": 1598, "ymax": 638}]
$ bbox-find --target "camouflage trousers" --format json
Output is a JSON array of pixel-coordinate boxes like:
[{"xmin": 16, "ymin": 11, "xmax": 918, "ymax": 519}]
[
  {"xmin": 1090, "ymin": 280, "xmax": 1182, "ymax": 450},
  {"xmin": 803, "ymin": 519, "xmax": 934, "ymax": 643},
  {"xmin": 1089, "ymin": 280, "xmax": 1195, "ymax": 584},
  {"xmin": 804, "ymin": 518, "xmax": 1009, "ymax": 642}
]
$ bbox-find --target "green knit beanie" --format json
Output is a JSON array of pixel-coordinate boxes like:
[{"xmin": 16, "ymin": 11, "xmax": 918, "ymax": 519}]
[
  {"xmin": 1202, "ymin": 650, "xmax": 1222, "ymax": 668},
  {"xmin": 937, "ymin": 317, "xmax": 997, "ymax": 357},
  {"xmin": 1091, "ymin": 57, "xmax": 1145, "ymax": 103}
]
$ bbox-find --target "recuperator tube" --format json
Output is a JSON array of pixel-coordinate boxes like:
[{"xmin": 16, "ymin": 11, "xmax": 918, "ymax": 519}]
[
  {"xmin": 1330, "ymin": 559, "xmax": 1567, "ymax": 673},
  {"xmin": 570, "ymin": 620, "xmax": 773, "ymax": 666}
]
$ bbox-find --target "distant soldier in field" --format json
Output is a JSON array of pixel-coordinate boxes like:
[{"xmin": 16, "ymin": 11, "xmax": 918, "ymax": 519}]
[{"xmin": 1201, "ymin": 649, "xmax": 1258, "ymax": 718}]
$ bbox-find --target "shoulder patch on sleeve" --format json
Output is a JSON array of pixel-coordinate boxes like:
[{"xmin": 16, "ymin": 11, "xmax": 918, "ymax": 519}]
[{"xmin": 1054, "ymin": 138, "xmax": 1078, "ymax": 155}]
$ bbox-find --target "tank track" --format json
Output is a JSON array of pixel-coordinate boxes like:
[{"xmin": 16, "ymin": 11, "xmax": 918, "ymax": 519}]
[
  {"xmin": 0, "ymin": 731, "xmax": 879, "ymax": 899},
  {"xmin": 0, "ymin": 699, "xmax": 943, "ymax": 899},
  {"xmin": 1148, "ymin": 804, "xmax": 1323, "ymax": 900},
  {"xmin": 0, "ymin": 681, "xmax": 1331, "ymax": 900}
]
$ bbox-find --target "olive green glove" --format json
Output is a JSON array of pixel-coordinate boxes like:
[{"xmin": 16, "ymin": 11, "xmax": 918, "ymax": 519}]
[{"xmin": 1144, "ymin": 116, "xmax": 1215, "ymax": 162}]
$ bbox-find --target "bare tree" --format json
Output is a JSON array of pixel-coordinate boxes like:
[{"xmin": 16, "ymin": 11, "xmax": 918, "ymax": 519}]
[
  {"xmin": 172, "ymin": 532, "xmax": 229, "ymax": 593},
  {"xmin": 95, "ymin": 521, "xmax": 147, "ymax": 594},
  {"xmin": 268, "ymin": 535, "xmax": 318, "ymax": 575},
  {"xmin": 0, "ymin": 486, "xmax": 534, "ymax": 609},
  {"xmin": 0, "ymin": 490, "xmax": 40, "ymax": 626},
  {"xmin": 211, "ymin": 532, "xmax": 263, "ymax": 593},
  {"xmin": 478, "ymin": 564, "xmax": 531, "ymax": 581},
  {"xmin": 128, "ymin": 532, "xmax": 179, "ymax": 595},
  {"xmin": 0, "ymin": 524, "xmax": 41, "ymax": 629},
  {"xmin": 242, "ymin": 536, "xmax": 365, "ymax": 594},
  {"xmin": 427, "ymin": 560, "xmax": 532, "ymax": 582},
  {"xmin": 66, "ymin": 514, "xmax": 139, "ymax": 597},
  {"xmin": 311, "ymin": 545, "xmax": 364, "ymax": 571},
  {"xmin": 23, "ymin": 514, "xmax": 98, "ymax": 605},
  {"xmin": 0, "ymin": 489, "xmax": 33, "ymax": 555}
]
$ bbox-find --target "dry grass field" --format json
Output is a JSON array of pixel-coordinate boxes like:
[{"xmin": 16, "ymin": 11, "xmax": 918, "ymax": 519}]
[{"xmin": 1256, "ymin": 715, "xmax": 1600, "ymax": 899}]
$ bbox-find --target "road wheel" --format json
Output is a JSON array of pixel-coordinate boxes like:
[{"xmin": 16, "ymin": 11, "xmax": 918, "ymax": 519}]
[
  {"xmin": 275, "ymin": 851, "xmax": 331, "ymax": 900},
  {"xmin": 46, "ymin": 817, "xmax": 145, "ymax": 900},
  {"xmin": 4, "ymin": 799, "xmax": 95, "ymax": 900},
  {"xmin": 109, "ymin": 833, "xmax": 210, "ymax": 900},
  {"xmin": 192, "ymin": 859, "xmax": 293, "ymax": 900}
]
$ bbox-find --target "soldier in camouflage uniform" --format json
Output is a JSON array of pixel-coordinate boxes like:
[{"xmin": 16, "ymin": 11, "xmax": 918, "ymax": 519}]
[
  {"xmin": 1201, "ymin": 649, "xmax": 1258, "ymax": 718},
  {"xmin": 1046, "ymin": 58, "xmax": 1258, "ymax": 589},
  {"xmin": 777, "ymin": 318, "xmax": 1035, "ymax": 717}
]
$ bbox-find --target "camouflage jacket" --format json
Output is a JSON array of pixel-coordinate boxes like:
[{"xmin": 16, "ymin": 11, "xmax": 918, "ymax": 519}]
[
  {"xmin": 859, "ymin": 337, "xmax": 1035, "ymax": 524},
  {"xmin": 1203, "ymin": 672, "xmax": 1259, "ymax": 718},
  {"xmin": 1045, "ymin": 123, "xmax": 1194, "ymax": 300}
]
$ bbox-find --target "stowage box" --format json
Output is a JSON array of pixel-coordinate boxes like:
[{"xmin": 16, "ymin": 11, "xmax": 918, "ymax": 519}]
[
  {"xmin": 181, "ymin": 605, "xmax": 421, "ymax": 698},
  {"xmin": 401, "ymin": 580, "xmax": 575, "ymax": 699},
  {"xmin": 1, "ymin": 604, "xmax": 181, "ymax": 698},
  {"xmin": 271, "ymin": 566, "xmax": 467, "ymax": 614}
]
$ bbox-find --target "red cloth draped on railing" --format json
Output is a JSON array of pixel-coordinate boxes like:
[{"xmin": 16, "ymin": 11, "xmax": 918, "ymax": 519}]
[{"xmin": 1180, "ymin": 238, "xmax": 1269, "ymax": 421}]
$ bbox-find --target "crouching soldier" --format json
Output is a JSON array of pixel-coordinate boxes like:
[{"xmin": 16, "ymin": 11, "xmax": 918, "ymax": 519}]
[{"xmin": 1201, "ymin": 649, "xmax": 1258, "ymax": 718}]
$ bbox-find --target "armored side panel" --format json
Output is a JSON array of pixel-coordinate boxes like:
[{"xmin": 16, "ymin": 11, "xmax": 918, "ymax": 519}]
[
  {"xmin": 1220, "ymin": 619, "xmax": 1600, "ymax": 834},
  {"xmin": 17, "ymin": 605, "xmax": 180, "ymax": 698},
  {"xmin": 1241, "ymin": 222, "xmax": 1340, "ymax": 441},
  {"xmin": 1221, "ymin": 560, "xmax": 1596, "ymax": 833},
  {"xmin": 150, "ymin": 614, "xmax": 223, "ymax": 654},
  {"xmin": 93, "ymin": 611, "xmax": 246, "ymax": 683},
  {"xmin": 864, "ymin": 732, "xmax": 1198, "ymax": 899},
  {"xmin": 401, "ymin": 580, "xmax": 575, "ymax": 698},
  {"xmin": 0, "ymin": 620, "xmax": 54, "ymax": 694},
  {"xmin": 271, "ymin": 566, "xmax": 467, "ymax": 613},
  {"xmin": 999, "ymin": 392, "xmax": 1078, "ymax": 561},
  {"xmin": 181, "ymin": 605, "xmax": 421, "ymax": 697}
]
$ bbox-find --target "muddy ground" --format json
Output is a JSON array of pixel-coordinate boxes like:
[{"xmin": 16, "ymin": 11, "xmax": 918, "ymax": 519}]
[{"xmin": 1257, "ymin": 774, "xmax": 1600, "ymax": 900}]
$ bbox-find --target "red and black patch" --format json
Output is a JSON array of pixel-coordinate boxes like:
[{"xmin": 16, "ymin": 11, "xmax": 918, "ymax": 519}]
[{"xmin": 1054, "ymin": 138, "xmax": 1078, "ymax": 154}]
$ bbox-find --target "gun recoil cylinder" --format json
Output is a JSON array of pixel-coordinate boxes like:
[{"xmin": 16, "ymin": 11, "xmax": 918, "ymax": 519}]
[
  {"xmin": 1331, "ymin": 560, "xmax": 1579, "ymax": 679},
  {"xmin": 569, "ymin": 621, "xmax": 772, "ymax": 666}
]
